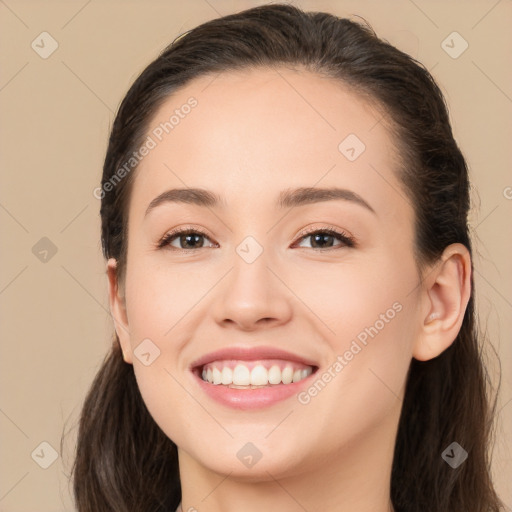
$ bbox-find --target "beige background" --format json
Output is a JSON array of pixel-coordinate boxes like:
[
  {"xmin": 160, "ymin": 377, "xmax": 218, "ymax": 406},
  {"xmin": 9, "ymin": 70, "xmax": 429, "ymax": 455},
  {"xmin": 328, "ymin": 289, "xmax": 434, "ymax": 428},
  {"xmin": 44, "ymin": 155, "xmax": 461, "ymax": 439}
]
[{"xmin": 0, "ymin": 1, "xmax": 511, "ymax": 510}]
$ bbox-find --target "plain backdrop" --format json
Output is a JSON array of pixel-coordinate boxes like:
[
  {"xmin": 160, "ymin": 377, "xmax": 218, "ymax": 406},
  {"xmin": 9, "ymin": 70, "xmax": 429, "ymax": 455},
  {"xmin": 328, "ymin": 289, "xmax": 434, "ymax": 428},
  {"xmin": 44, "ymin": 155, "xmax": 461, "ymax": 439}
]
[{"xmin": 0, "ymin": 1, "xmax": 511, "ymax": 510}]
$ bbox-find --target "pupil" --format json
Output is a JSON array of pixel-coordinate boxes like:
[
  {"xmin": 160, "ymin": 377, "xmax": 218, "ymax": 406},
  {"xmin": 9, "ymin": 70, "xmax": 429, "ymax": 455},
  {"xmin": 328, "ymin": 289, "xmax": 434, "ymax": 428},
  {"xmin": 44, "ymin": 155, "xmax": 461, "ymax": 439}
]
[
  {"xmin": 178, "ymin": 233, "xmax": 335, "ymax": 249},
  {"xmin": 312, "ymin": 234, "xmax": 333, "ymax": 248},
  {"xmin": 182, "ymin": 234, "xmax": 202, "ymax": 248}
]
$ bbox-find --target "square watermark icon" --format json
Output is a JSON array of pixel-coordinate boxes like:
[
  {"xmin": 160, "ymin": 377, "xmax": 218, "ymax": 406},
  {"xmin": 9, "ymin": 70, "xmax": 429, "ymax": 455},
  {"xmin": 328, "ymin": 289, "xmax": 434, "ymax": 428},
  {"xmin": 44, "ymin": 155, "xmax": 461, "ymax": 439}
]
[
  {"xmin": 31, "ymin": 32, "xmax": 59, "ymax": 59},
  {"xmin": 441, "ymin": 32, "xmax": 468, "ymax": 59},
  {"xmin": 236, "ymin": 236, "xmax": 263, "ymax": 264},
  {"xmin": 236, "ymin": 442, "xmax": 262, "ymax": 468},
  {"xmin": 134, "ymin": 338, "xmax": 161, "ymax": 366},
  {"xmin": 31, "ymin": 441, "xmax": 58, "ymax": 469},
  {"xmin": 32, "ymin": 237, "xmax": 58, "ymax": 263},
  {"xmin": 338, "ymin": 134, "xmax": 365, "ymax": 161},
  {"xmin": 441, "ymin": 441, "xmax": 468, "ymax": 468}
]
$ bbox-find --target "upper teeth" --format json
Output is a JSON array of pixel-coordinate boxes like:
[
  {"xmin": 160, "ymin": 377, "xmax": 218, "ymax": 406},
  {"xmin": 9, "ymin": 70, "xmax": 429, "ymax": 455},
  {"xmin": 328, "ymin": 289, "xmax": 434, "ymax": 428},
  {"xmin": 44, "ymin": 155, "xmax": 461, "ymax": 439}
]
[{"xmin": 201, "ymin": 361, "xmax": 313, "ymax": 386}]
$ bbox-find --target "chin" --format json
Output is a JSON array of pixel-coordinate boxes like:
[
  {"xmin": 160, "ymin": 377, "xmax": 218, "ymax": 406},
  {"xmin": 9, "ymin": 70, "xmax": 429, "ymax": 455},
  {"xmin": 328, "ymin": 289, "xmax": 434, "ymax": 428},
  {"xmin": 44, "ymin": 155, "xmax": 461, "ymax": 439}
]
[{"xmin": 185, "ymin": 437, "xmax": 312, "ymax": 481}]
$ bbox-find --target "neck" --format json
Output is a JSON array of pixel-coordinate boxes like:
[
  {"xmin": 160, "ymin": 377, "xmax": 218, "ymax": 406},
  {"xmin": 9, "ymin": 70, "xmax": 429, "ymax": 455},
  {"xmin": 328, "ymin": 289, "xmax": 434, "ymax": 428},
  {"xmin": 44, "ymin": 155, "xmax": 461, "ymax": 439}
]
[{"xmin": 178, "ymin": 412, "xmax": 397, "ymax": 512}]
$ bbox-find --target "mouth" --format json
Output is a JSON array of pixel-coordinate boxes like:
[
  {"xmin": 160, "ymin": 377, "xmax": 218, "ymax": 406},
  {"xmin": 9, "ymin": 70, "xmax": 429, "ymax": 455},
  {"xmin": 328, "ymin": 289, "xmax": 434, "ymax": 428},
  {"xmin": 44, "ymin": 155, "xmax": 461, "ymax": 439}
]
[
  {"xmin": 189, "ymin": 346, "xmax": 319, "ymax": 409},
  {"xmin": 195, "ymin": 359, "xmax": 315, "ymax": 387}
]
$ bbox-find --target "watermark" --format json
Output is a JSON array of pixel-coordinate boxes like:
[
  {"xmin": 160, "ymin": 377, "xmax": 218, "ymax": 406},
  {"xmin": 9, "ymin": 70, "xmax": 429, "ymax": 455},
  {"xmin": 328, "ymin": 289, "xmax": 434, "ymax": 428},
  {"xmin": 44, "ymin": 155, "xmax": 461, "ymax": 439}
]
[
  {"xmin": 31, "ymin": 441, "xmax": 58, "ymax": 469},
  {"xmin": 441, "ymin": 441, "xmax": 468, "ymax": 468},
  {"xmin": 297, "ymin": 301, "xmax": 403, "ymax": 405},
  {"xmin": 338, "ymin": 133, "xmax": 366, "ymax": 161},
  {"xmin": 236, "ymin": 235, "xmax": 264, "ymax": 264},
  {"xmin": 236, "ymin": 442, "xmax": 263, "ymax": 468},
  {"xmin": 441, "ymin": 31, "xmax": 468, "ymax": 59},
  {"xmin": 503, "ymin": 186, "xmax": 512, "ymax": 200},
  {"xmin": 32, "ymin": 236, "xmax": 58, "ymax": 263},
  {"xmin": 31, "ymin": 31, "xmax": 59, "ymax": 59},
  {"xmin": 93, "ymin": 96, "xmax": 198, "ymax": 200},
  {"xmin": 133, "ymin": 338, "xmax": 161, "ymax": 366}
]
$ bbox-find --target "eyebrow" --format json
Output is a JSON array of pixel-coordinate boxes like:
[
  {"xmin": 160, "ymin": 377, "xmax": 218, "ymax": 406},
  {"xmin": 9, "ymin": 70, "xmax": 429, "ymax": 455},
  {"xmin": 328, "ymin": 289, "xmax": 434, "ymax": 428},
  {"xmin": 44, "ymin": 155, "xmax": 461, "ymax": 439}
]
[{"xmin": 144, "ymin": 186, "xmax": 376, "ymax": 217}]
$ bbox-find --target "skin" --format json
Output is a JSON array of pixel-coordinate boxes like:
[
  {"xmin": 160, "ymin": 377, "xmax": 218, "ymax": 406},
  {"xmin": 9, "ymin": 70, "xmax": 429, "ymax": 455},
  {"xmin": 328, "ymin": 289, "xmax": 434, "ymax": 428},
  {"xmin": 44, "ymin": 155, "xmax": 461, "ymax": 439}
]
[{"xmin": 107, "ymin": 67, "xmax": 471, "ymax": 512}]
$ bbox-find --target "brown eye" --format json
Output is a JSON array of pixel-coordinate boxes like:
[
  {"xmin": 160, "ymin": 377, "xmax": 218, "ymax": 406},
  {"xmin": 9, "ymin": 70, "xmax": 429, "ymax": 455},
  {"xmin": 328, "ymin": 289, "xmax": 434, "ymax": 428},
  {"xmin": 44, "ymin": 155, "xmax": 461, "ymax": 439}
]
[
  {"xmin": 158, "ymin": 229, "xmax": 216, "ymax": 250},
  {"xmin": 294, "ymin": 228, "xmax": 355, "ymax": 250}
]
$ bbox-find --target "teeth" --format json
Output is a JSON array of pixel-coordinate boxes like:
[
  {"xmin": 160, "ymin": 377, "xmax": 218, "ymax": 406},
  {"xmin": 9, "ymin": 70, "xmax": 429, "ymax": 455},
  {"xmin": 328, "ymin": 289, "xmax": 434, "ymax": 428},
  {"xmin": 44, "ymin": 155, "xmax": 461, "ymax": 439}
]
[
  {"xmin": 268, "ymin": 365, "xmax": 281, "ymax": 385},
  {"xmin": 233, "ymin": 364, "xmax": 251, "ymax": 385},
  {"xmin": 200, "ymin": 361, "xmax": 313, "ymax": 386},
  {"xmin": 281, "ymin": 367, "xmax": 293, "ymax": 384},
  {"xmin": 221, "ymin": 366, "xmax": 233, "ymax": 385},
  {"xmin": 212, "ymin": 367, "xmax": 222, "ymax": 385},
  {"xmin": 250, "ymin": 365, "xmax": 268, "ymax": 386}
]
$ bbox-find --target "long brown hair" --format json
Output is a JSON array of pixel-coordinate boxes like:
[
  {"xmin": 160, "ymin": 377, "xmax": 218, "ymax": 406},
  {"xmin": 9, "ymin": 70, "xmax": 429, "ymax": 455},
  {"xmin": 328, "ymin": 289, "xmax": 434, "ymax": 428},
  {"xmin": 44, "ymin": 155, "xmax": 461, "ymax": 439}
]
[{"xmin": 67, "ymin": 4, "xmax": 504, "ymax": 511}]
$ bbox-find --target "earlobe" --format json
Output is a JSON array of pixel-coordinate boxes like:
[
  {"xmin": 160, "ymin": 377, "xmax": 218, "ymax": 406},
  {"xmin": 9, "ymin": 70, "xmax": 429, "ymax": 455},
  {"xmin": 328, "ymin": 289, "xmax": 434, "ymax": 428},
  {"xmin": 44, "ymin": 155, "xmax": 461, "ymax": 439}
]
[
  {"xmin": 413, "ymin": 243, "xmax": 472, "ymax": 361},
  {"xmin": 106, "ymin": 258, "xmax": 133, "ymax": 364}
]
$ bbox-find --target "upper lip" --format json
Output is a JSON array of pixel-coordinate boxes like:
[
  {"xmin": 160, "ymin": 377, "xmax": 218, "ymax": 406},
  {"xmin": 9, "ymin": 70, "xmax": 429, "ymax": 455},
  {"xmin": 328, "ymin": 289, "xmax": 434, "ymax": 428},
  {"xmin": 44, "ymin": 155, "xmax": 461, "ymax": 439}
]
[{"xmin": 189, "ymin": 346, "xmax": 319, "ymax": 370}]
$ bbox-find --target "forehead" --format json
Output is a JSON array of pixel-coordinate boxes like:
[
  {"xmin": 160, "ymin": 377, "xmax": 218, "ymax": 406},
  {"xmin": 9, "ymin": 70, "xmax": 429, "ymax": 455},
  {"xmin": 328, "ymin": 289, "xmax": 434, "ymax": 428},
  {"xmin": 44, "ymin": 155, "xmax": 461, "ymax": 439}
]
[{"xmin": 129, "ymin": 66, "xmax": 408, "ymax": 221}]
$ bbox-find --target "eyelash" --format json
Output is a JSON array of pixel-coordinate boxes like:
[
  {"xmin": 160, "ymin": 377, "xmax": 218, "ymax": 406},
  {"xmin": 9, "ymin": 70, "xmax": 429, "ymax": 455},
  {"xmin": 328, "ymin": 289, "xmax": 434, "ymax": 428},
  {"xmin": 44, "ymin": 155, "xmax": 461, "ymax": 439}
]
[{"xmin": 157, "ymin": 225, "xmax": 356, "ymax": 252}]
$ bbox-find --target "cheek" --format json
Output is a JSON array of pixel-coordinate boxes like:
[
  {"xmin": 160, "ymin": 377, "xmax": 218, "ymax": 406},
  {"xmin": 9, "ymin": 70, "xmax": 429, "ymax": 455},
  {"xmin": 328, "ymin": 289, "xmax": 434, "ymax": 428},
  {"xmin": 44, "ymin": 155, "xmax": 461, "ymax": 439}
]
[
  {"xmin": 291, "ymin": 300, "xmax": 416, "ymax": 465},
  {"xmin": 290, "ymin": 251, "xmax": 417, "ymax": 352},
  {"xmin": 124, "ymin": 257, "xmax": 208, "ymax": 341},
  {"xmin": 295, "ymin": 255, "xmax": 419, "ymax": 434},
  {"xmin": 123, "ymin": 260, "xmax": 205, "ymax": 441}
]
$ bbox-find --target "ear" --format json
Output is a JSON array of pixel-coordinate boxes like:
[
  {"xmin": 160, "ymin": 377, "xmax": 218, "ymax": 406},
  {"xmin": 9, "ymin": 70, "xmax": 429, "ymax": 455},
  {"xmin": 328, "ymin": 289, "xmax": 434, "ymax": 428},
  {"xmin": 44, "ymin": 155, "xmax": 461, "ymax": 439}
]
[
  {"xmin": 106, "ymin": 258, "xmax": 133, "ymax": 364},
  {"xmin": 413, "ymin": 243, "xmax": 472, "ymax": 361}
]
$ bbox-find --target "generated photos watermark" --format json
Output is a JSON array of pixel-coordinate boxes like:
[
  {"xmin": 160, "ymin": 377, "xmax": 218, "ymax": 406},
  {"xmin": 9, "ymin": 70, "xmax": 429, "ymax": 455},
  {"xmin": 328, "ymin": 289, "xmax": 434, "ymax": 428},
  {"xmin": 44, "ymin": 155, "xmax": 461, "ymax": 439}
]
[
  {"xmin": 93, "ymin": 96, "xmax": 198, "ymax": 200},
  {"xmin": 297, "ymin": 301, "xmax": 403, "ymax": 405}
]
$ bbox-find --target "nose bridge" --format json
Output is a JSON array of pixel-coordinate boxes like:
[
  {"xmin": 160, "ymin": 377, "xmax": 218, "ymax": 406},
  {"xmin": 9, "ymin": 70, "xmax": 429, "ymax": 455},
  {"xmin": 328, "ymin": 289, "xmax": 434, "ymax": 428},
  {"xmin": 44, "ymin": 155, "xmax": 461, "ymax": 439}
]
[
  {"xmin": 211, "ymin": 233, "xmax": 293, "ymax": 329},
  {"xmin": 229, "ymin": 235, "xmax": 275, "ymax": 306}
]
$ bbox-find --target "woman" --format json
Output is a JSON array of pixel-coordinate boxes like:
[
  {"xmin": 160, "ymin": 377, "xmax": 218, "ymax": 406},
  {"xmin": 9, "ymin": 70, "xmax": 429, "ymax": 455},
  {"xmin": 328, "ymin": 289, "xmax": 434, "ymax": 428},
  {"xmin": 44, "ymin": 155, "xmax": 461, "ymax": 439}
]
[{"xmin": 70, "ymin": 4, "xmax": 504, "ymax": 511}]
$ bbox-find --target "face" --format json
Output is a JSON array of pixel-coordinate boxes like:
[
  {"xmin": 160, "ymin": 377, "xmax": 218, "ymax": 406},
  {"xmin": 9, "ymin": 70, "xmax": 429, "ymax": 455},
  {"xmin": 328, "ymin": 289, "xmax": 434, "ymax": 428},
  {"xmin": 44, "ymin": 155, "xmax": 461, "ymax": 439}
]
[{"xmin": 113, "ymin": 67, "xmax": 425, "ymax": 480}]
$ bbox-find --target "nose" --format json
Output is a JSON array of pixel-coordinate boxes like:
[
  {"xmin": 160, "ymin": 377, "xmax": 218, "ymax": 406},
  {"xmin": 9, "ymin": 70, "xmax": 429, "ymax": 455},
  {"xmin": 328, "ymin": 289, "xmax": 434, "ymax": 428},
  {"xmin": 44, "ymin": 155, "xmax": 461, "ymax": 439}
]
[{"xmin": 210, "ymin": 251, "xmax": 293, "ymax": 332}]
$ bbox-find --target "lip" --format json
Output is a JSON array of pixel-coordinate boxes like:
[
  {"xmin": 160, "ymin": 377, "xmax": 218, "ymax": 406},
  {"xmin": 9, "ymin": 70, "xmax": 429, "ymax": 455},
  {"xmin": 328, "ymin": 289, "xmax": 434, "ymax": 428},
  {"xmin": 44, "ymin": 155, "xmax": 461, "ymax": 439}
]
[
  {"xmin": 189, "ymin": 345, "xmax": 319, "ymax": 369},
  {"xmin": 189, "ymin": 345, "xmax": 319, "ymax": 410}
]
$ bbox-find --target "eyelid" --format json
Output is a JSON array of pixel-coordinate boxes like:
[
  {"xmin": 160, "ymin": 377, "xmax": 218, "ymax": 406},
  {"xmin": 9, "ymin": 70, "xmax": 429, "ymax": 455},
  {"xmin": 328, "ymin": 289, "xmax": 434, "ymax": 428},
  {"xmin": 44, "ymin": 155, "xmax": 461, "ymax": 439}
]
[
  {"xmin": 292, "ymin": 224, "xmax": 356, "ymax": 248},
  {"xmin": 157, "ymin": 224, "xmax": 356, "ymax": 250},
  {"xmin": 157, "ymin": 224, "xmax": 216, "ymax": 249},
  {"xmin": 295, "ymin": 224, "xmax": 350, "ymax": 238}
]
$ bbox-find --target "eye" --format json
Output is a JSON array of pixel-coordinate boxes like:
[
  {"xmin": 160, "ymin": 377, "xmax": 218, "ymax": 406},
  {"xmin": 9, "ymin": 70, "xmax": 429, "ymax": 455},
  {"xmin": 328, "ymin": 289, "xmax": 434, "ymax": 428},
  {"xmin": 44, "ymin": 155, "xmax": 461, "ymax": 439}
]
[
  {"xmin": 157, "ymin": 225, "xmax": 355, "ymax": 252},
  {"xmin": 157, "ymin": 227, "xmax": 218, "ymax": 251},
  {"xmin": 293, "ymin": 226, "xmax": 355, "ymax": 250}
]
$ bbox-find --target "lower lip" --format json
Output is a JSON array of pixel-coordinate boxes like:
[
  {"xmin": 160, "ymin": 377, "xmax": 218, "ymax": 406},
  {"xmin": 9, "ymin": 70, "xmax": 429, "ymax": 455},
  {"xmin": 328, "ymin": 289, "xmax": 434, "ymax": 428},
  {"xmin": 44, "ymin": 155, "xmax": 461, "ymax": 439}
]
[{"xmin": 192, "ymin": 369, "xmax": 317, "ymax": 410}]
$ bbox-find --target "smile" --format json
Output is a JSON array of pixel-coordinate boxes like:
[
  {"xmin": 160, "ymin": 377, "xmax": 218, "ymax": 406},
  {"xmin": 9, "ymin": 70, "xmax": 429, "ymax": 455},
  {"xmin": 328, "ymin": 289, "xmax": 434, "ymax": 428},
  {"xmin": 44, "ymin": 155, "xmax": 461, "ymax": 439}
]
[
  {"xmin": 190, "ymin": 346, "xmax": 319, "ymax": 409},
  {"xmin": 201, "ymin": 359, "xmax": 314, "ymax": 387}
]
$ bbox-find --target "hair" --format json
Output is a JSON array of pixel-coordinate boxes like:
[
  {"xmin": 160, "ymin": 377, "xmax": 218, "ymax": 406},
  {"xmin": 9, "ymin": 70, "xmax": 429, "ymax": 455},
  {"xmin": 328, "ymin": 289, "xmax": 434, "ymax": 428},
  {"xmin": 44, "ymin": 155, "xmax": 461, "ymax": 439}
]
[{"xmin": 67, "ymin": 3, "xmax": 504, "ymax": 511}]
